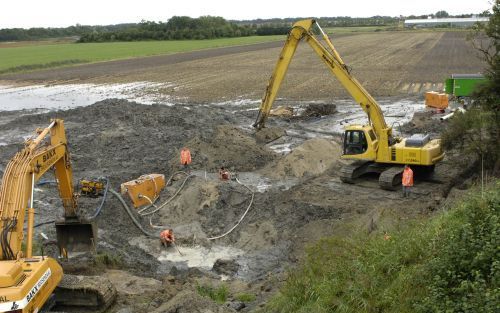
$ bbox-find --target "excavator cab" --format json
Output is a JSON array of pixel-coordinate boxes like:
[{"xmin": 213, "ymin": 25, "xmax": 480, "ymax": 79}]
[
  {"xmin": 343, "ymin": 130, "xmax": 368, "ymax": 155},
  {"xmin": 341, "ymin": 125, "xmax": 378, "ymax": 161}
]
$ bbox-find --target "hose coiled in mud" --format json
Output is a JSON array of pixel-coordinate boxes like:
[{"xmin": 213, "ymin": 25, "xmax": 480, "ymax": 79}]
[
  {"xmin": 206, "ymin": 178, "xmax": 255, "ymax": 241},
  {"xmin": 109, "ymin": 188, "xmax": 157, "ymax": 238}
]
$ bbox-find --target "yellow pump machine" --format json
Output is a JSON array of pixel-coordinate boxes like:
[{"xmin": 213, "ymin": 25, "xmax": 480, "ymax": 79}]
[
  {"xmin": 0, "ymin": 119, "xmax": 113, "ymax": 313},
  {"xmin": 254, "ymin": 19, "xmax": 444, "ymax": 189}
]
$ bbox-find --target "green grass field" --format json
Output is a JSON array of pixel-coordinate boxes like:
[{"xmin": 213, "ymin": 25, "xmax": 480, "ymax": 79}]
[{"xmin": 0, "ymin": 35, "xmax": 284, "ymax": 74}]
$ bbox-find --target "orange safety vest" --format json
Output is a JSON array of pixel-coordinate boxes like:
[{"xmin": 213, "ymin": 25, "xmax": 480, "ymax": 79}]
[
  {"xmin": 180, "ymin": 148, "xmax": 192, "ymax": 165},
  {"xmin": 160, "ymin": 230, "xmax": 174, "ymax": 243},
  {"xmin": 402, "ymin": 168, "xmax": 414, "ymax": 187},
  {"xmin": 221, "ymin": 171, "xmax": 230, "ymax": 180}
]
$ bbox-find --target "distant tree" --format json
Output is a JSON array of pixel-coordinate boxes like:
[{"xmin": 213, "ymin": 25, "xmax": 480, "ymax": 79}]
[
  {"xmin": 479, "ymin": 9, "xmax": 493, "ymax": 17},
  {"xmin": 435, "ymin": 10, "xmax": 450, "ymax": 18}
]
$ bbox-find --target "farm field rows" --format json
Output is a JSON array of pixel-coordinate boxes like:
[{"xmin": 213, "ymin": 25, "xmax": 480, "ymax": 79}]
[{"xmin": 1, "ymin": 31, "xmax": 485, "ymax": 103}]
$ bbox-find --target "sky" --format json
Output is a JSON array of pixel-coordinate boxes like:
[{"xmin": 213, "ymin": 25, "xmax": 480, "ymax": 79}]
[{"xmin": 0, "ymin": 0, "xmax": 493, "ymax": 28}]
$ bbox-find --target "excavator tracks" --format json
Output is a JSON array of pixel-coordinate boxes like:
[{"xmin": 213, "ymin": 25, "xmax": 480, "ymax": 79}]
[
  {"xmin": 340, "ymin": 161, "xmax": 404, "ymax": 190},
  {"xmin": 339, "ymin": 161, "xmax": 371, "ymax": 184},
  {"xmin": 378, "ymin": 166, "xmax": 404, "ymax": 191},
  {"xmin": 55, "ymin": 274, "xmax": 117, "ymax": 312}
]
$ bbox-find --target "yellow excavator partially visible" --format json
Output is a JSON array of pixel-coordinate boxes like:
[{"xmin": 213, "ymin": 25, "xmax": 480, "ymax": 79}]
[
  {"xmin": 254, "ymin": 19, "xmax": 444, "ymax": 189},
  {"xmin": 0, "ymin": 119, "xmax": 115, "ymax": 313}
]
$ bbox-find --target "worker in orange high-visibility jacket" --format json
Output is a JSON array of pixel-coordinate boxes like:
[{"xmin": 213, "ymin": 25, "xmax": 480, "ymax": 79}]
[
  {"xmin": 402, "ymin": 164, "xmax": 414, "ymax": 198},
  {"xmin": 180, "ymin": 147, "xmax": 192, "ymax": 172},
  {"xmin": 160, "ymin": 229, "xmax": 175, "ymax": 247}
]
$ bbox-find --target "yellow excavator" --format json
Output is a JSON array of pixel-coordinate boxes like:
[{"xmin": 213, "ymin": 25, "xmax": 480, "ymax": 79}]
[
  {"xmin": 0, "ymin": 119, "xmax": 115, "ymax": 313},
  {"xmin": 254, "ymin": 19, "xmax": 444, "ymax": 189}
]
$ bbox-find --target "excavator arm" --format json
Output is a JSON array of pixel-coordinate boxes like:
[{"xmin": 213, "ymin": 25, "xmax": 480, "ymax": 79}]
[
  {"xmin": 0, "ymin": 119, "xmax": 93, "ymax": 261},
  {"xmin": 0, "ymin": 120, "xmax": 113, "ymax": 313},
  {"xmin": 254, "ymin": 19, "xmax": 444, "ymax": 189},
  {"xmin": 254, "ymin": 19, "xmax": 393, "ymax": 150}
]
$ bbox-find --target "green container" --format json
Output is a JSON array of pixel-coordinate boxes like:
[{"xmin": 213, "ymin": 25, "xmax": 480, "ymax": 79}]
[
  {"xmin": 445, "ymin": 78, "xmax": 454, "ymax": 94},
  {"xmin": 445, "ymin": 74, "xmax": 486, "ymax": 97}
]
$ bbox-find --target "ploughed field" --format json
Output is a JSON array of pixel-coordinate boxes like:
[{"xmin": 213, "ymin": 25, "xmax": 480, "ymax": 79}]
[{"xmin": 0, "ymin": 31, "xmax": 485, "ymax": 103}]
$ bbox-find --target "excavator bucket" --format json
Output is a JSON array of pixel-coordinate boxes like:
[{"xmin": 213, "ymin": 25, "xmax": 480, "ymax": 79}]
[{"xmin": 55, "ymin": 220, "xmax": 97, "ymax": 254}]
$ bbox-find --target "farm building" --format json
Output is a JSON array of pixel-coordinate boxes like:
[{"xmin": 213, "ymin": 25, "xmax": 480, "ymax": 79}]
[{"xmin": 404, "ymin": 17, "xmax": 489, "ymax": 28}]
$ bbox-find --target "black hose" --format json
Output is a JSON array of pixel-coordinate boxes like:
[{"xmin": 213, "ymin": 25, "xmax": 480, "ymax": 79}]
[
  {"xmin": 35, "ymin": 179, "xmax": 58, "ymax": 186},
  {"xmin": 109, "ymin": 188, "xmax": 157, "ymax": 238},
  {"xmin": 34, "ymin": 220, "xmax": 55, "ymax": 228},
  {"xmin": 1, "ymin": 219, "xmax": 16, "ymax": 260},
  {"xmin": 88, "ymin": 177, "xmax": 110, "ymax": 220}
]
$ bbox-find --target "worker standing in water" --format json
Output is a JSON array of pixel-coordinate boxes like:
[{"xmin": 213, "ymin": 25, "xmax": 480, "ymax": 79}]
[
  {"xmin": 402, "ymin": 165, "xmax": 414, "ymax": 198},
  {"xmin": 180, "ymin": 147, "xmax": 192, "ymax": 172}
]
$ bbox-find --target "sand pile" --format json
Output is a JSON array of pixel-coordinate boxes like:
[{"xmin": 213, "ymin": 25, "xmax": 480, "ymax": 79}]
[
  {"xmin": 170, "ymin": 125, "xmax": 276, "ymax": 172},
  {"xmin": 263, "ymin": 138, "xmax": 342, "ymax": 178}
]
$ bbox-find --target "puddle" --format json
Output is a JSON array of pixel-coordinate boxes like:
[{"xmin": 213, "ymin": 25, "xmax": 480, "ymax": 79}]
[
  {"xmin": 0, "ymin": 82, "xmax": 176, "ymax": 111},
  {"xmin": 328, "ymin": 98, "xmax": 424, "ymax": 134},
  {"xmin": 158, "ymin": 245, "xmax": 243, "ymax": 270},
  {"xmin": 268, "ymin": 142, "xmax": 292, "ymax": 154},
  {"xmin": 235, "ymin": 172, "xmax": 299, "ymax": 192},
  {"xmin": 188, "ymin": 170, "xmax": 298, "ymax": 193},
  {"xmin": 212, "ymin": 98, "xmax": 260, "ymax": 107}
]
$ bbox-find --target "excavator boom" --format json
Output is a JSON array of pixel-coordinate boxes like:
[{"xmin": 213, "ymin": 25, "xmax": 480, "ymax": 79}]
[{"xmin": 254, "ymin": 20, "xmax": 389, "ymax": 136}]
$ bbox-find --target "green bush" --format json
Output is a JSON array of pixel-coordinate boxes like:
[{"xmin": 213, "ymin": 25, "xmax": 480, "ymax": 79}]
[
  {"xmin": 196, "ymin": 283, "xmax": 229, "ymax": 304},
  {"xmin": 235, "ymin": 292, "xmax": 256, "ymax": 302},
  {"xmin": 264, "ymin": 182, "xmax": 499, "ymax": 313},
  {"xmin": 94, "ymin": 252, "xmax": 122, "ymax": 268},
  {"xmin": 415, "ymin": 184, "xmax": 500, "ymax": 312}
]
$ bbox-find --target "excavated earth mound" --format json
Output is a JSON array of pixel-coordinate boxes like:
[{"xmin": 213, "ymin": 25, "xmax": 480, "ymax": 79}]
[
  {"xmin": 169, "ymin": 125, "xmax": 276, "ymax": 172},
  {"xmin": 0, "ymin": 99, "xmax": 246, "ymax": 182},
  {"xmin": 263, "ymin": 138, "xmax": 342, "ymax": 178}
]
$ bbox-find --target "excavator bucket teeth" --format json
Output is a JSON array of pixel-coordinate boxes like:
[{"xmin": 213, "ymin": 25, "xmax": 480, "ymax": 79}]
[{"xmin": 55, "ymin": 220, "xmax": 97, "ymax": 253}]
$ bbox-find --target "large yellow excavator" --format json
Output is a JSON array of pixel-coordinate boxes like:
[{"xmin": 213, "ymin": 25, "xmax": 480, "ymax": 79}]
[
  {"xmin": 254, "ymin": 19, "xmax": 444, "ymax": 189},
  {"xmin": 0, "ymin": 119, "xmax": 114, "ymax": 313}
]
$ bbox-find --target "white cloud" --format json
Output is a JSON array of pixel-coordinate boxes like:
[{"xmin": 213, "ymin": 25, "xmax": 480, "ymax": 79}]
[{"xmin": 1, "ymin": 0, "xmax": 492, "ymax": 28}]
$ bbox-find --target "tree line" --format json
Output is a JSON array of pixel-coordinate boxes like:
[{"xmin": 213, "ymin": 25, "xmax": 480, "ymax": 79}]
[
  {"xmin": 77, "ymin": 16, "xmax": 274, "ymax": 42},
  {"xmin": 0, "ymin": 11, "xmax": 492, "ymax": 42},
  {"xmin": 0, "ymin": 24, "xmax": 133, "ymax": 41}
]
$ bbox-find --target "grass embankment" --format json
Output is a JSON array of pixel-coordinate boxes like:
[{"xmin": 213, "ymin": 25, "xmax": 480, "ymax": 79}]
[
  {"xmin": 0, "ymin": 35, "xmax": 284, "ymax": 74},
  {"xmin": 264, "ymin": 182, "xmax": 499, "ymax": 313}
]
